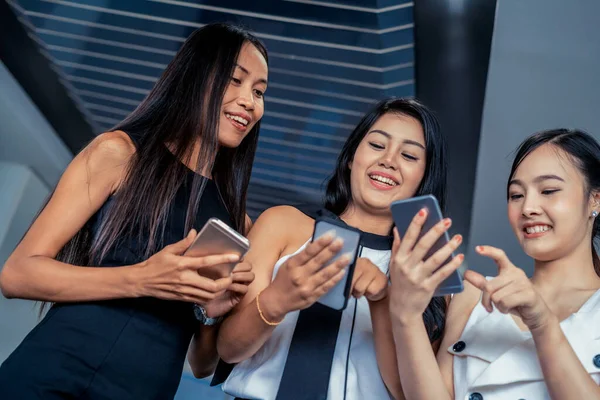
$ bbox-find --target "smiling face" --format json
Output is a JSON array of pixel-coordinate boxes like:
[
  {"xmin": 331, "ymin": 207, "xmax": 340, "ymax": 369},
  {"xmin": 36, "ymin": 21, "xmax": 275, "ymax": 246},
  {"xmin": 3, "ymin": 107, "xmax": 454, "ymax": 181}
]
[
  {"xmin": 507, "ymin": 143, "xmax": 598, "ymax": 261},
  {"xmin": 348, "ymin": 112, "xmax": 427, "ymax": 215},
  {"xmin": 218, "ymin": 42, "xmax": 268, "ymax": 148}
]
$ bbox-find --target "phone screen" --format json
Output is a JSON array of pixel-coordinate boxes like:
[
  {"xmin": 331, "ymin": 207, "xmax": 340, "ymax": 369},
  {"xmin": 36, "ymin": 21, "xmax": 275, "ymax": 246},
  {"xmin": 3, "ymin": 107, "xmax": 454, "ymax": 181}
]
[{"xmin": 391, "ymin": 195, "xmax": 463, "ymax": 296}]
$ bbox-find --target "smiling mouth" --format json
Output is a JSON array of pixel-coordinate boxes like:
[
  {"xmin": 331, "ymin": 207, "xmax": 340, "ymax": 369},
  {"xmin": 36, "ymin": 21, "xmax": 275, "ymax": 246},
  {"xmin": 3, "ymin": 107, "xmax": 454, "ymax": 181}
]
[
  {"xmin": 225, "ymin": 112, "xmax": 249, "ymax": 127},
  {"xmin": 523, "ymin": 224, "xmax": 553, "ymax": 236},
  {"xmin": 368, "ymin": 173, "xmax": 398, "ymax": 187}
]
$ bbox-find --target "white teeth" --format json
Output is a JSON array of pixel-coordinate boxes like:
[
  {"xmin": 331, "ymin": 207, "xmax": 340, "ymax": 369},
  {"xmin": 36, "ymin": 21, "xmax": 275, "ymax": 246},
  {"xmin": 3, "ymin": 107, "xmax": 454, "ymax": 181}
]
[
  {"xmin": 226, "ymin": 113, "xmax": 248, "ymax": 126},
  {"xmin": 370, "ymin": 175, "xmax": 397, "ymax": 186},
  {"xmin": 525, "ymin": 225, "xmax": 551, "ymax": 234}
]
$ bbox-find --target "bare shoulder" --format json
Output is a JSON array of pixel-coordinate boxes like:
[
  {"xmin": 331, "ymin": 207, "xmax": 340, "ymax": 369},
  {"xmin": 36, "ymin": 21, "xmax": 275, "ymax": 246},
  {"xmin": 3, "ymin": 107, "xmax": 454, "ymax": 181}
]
[
  {"xmin": 256, "ymin": 205, "xmax": 311, "ymax": 225},
  {"xmin": 79, "ymin": 130, "xmax": 137, "ymax": 193},
  {"xmin": 249, "ymin": 205, "xmax": 314, "ymax": 253},
  {"xmin": 83, "ymin": 130, "xmax": 136, "ymax": 165}
]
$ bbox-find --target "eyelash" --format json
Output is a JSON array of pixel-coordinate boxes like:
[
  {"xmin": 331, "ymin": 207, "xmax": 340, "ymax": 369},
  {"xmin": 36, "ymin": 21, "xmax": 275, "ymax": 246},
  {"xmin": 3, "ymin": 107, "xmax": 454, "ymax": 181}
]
[
  {"xmin": 542, "ymin": 189, "xmax": 560, "ymax": 195},
  {"xmin": 509, "ymin": 189, "xmax": 560, "ymax": 200},
  {"xmin": 368, "ymin": 142, "xmax": 419, "ymax": 161}
]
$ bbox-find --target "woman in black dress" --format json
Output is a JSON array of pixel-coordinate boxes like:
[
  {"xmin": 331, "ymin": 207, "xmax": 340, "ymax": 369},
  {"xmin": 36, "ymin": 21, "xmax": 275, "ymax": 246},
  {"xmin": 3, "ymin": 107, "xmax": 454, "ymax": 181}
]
[{"xmin": 0, "ymin": 23, "xmax": 270, "ymax": 399}]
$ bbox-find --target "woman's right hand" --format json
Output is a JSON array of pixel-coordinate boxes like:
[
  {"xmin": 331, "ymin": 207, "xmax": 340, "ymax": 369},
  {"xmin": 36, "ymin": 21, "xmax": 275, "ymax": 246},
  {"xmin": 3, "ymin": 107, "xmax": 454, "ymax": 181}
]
[
  {"xmin": 264, "ymin": 231, "xmax": 351, "ymax": 316},
  {"xmin": 389, "ymin": 208, "xmax": 464, "ymax": 322},
  {"xmin": 134, "ymin": 229, "xmax": 240, "ymax": 305}
]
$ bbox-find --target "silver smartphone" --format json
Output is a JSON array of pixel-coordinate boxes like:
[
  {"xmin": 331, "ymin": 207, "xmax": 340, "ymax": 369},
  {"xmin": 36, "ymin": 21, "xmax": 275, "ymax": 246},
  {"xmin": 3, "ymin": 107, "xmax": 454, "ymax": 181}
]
[
  {"xmin": 184, "ymin": 218, "xmax": 250, "ymax": 280},
  {"xmin": 391, "ymin": 195, "xmax": 464, "ymax": 296},
  {"xmin": 312, "ymin": 218, "xmax": 361, "ymax": 310}
]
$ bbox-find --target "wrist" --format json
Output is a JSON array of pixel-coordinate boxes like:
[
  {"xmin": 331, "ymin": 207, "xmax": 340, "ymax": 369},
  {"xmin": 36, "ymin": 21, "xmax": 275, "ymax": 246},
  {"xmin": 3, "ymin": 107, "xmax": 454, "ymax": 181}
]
[
  {"xmin": 530, "ymin": 313, "xmax": 560, "ymax": 341},
  {"xmin": 259, "ymin": 286, "xmax": 288, "ymax": 323},
  {"xmin": 124, "ymin": 263, "xmax": 146, "ymax": 298},
  {"xmin": 194, "ymin": 304, "xmax": 224, "ymax": 326},
  {"xmin": 389, "ymin": 301, "xmax": 424, "ymax": 328}
]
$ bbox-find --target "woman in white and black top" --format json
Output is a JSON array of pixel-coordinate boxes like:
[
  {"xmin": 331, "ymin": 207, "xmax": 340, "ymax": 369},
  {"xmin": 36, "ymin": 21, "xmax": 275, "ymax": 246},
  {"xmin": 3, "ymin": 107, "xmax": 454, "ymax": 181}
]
[{"xmin": 216, "ymin": 98, "xmax": 453, "ymax": 400}]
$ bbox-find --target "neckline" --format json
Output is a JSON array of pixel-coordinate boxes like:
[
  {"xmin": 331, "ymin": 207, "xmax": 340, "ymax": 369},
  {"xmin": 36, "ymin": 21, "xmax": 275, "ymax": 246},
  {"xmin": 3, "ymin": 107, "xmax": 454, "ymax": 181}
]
[
  {"xmin": 162, "ymin": 145, "xmax": 213, "ymax": 180},
  {"xmin": 297, "ymin": 205, "xmax": 393, "ymax": 251}
]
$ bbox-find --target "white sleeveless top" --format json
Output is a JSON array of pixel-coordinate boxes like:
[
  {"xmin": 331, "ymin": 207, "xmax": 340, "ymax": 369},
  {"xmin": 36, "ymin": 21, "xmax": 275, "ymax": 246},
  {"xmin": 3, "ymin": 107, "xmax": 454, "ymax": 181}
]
[
  {"xmin": 449, "ymin": 286, "xmax": 600, "ymax": 400},
  {"xmin": 222, "ymin": 241, "xmax": 394, "ymax": 400}
]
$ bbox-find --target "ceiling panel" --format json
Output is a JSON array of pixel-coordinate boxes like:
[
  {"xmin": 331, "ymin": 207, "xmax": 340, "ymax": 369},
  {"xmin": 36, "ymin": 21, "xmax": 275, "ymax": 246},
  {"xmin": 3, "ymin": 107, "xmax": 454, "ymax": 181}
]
[{"xmin": 8, "ymin": 0, "xmax": 415, "ymax": 218}]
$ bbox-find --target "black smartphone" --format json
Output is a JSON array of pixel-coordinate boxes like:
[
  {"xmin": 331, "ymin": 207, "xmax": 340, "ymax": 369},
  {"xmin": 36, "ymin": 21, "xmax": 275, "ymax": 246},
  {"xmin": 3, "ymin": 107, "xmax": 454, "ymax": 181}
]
[
  {"xmin": 391, "ymin": 195, "xmax": 464, "ymax": 296},
  {"xmin": 311, "ymin": 218, "xmax": 361, "ymax": 310}
]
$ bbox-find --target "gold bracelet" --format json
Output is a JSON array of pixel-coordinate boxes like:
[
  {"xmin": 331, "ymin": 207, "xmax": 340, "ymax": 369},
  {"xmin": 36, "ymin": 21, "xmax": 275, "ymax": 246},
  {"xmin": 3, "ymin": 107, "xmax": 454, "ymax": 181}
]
[{"xmin": 256, "ymin": 290, "xmax": 282, "ymax": 326}]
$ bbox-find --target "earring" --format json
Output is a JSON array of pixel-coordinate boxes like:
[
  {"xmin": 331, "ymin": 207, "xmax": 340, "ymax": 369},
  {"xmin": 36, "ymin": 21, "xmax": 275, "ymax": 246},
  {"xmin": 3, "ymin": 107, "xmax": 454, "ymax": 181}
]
[{"xmin": 593, "ymin": 211, "xmax": 598, "ymax": 218}]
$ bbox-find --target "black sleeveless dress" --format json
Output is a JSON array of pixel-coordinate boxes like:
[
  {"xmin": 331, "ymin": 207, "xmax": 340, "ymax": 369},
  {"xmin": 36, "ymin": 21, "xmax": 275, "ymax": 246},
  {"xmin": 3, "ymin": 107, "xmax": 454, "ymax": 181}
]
[{"xmin": 0, "ymin": 133, "xmax": 233, "ymax": 399}]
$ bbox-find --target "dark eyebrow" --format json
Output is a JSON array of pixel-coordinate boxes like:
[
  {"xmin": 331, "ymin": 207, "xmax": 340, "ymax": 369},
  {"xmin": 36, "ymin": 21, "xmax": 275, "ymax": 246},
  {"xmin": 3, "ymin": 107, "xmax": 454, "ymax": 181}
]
[
  {"xmin": 368, "ymin": 129, "xmax": 425, "ymax": 150},
  {"xmin": 509, "ymin": 174, "xmax": 565, "ymax": 187},
  {"xmin": 235, "ymin": 64, "xmax": 268, "ymax": 85}
]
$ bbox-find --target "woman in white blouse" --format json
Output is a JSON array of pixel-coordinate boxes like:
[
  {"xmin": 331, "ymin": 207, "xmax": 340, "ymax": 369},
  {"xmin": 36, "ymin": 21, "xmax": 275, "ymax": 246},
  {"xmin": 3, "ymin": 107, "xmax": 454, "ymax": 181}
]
[{"xmin": 389, "ymin": 129, "xmax": 600, "ymax": 399}]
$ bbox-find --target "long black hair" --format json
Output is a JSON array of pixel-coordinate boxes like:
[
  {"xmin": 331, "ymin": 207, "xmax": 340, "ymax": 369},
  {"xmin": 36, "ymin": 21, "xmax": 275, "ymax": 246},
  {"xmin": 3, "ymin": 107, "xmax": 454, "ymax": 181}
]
[
  {"xmin": 324, "ymin": 97, "xmax": 448, "ymax": 342},
  {"xmin": 57, "ymin": 23, "xmax": 267, "ymax": 268},
  {"xmin": 508, "ymin": 128, "xmax": 600, "ymax": 277}
]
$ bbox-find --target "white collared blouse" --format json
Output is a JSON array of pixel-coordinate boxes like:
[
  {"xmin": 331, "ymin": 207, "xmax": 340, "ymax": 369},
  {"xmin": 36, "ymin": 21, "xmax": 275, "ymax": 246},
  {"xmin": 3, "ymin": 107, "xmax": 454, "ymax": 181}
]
[{"xmin": 449, "ymin": 288, "xmax": 600, "ymax": 400}]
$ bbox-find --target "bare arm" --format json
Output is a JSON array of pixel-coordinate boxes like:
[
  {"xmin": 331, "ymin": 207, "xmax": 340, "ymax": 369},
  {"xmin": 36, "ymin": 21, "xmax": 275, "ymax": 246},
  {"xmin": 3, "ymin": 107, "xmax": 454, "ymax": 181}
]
[
  {"xmin": 0, "ymin": 131, "xmax": 141, "ymax": 301},
  {"xmin": 533, "ymin": 317, "xmax": 600, "ymax": 399},
  {"xmin": 188, "ymin": 261, "xmax": 255, "ymax": 377},
  {"xmin": 188, "ymin": 324, "xmax": 220, "ymax": 378},
  {"xmin": 386, "ymin": 210, "xmax": 472, "ymax": 400},
  {"xmin": 217, "ymin": 206, "xmax": 349, "ymax": 364},
  {"xmin": 369, "ymin": 297, "xmax": 405, "ymax": 400},
  {"xmin": 216, "ymin": 207, "xmax": 291, "ymax": 363},
  {"xmin": 0, "ymin": 131, "xmax": 237, "ymax": 306},
  {"xmin": 391, "ymin": 283, "xmax": 479, "ymax": 400}
]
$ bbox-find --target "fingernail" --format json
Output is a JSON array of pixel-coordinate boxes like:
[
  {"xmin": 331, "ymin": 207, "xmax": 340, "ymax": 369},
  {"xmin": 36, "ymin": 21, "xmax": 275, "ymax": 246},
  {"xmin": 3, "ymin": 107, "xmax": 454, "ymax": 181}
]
[
  {"xmin": 340, "ymin": 253, "xmax": 353, "ymax": 264},
  {"xmin": 476, "ymin": 245, "xmax": 484, "ymax": 252},
  {"xmin": 444, "ymin": 218, "xmax": 452, "ymax": 227},
  {"xmin": 333, "ymin": 237, "xmax": 345, "ymax": 247},
  {"xmin": 229, "ymin": 255, "xmax": 240, "ymax": 261},
  {"xmin": 454, "ymin": 234, "xmax": 462, "ymax": 244},
  {"xmin": 322, "ymin": 229, "xmax": 336, "ymax": 240},
  {"xmin": 418, "ymin": 208, "xmax": 427, "ymax": 217},
  {"xmin": 457, "ymin": 254, "xmax": 464, "ymax": 262}
]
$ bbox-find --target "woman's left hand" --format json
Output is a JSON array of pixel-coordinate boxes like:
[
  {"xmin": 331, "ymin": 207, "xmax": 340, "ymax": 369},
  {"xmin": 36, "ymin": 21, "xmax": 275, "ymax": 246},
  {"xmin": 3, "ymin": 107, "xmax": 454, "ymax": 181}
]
[
  {"xmin": 351, "ymin": 257, "xmax": 389, "ymax": 302},
  {"xmin": 464, "ymin": 245, "xmax": 555, "ymax": 332},
  {"xmin": 203, "ymin": 262, "xmax": 255, "ymax": 318}
]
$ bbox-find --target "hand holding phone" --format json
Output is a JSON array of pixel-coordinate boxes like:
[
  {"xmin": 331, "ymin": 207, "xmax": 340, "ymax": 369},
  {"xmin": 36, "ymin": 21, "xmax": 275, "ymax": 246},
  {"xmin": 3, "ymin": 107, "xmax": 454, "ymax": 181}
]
[
  {"xmin": 312, "ymin": 218, "xmax": 361, "ymax": 310},
  {"xmin": 390, "ymin": 195, "xmax": 464, "ymax": 297},
  {"xmin": 266, "ymin": 223, "xmax": 353, "ymax": 317},
  {"xmin": 184, "ymin": 218, "xmax": 250, "ymax": 280}
]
